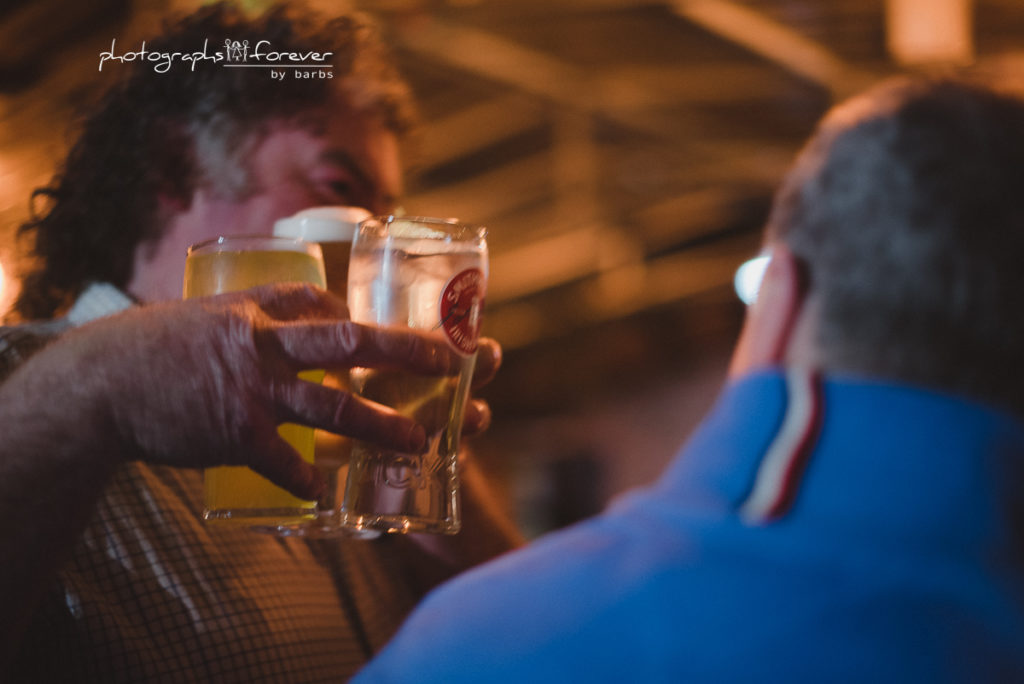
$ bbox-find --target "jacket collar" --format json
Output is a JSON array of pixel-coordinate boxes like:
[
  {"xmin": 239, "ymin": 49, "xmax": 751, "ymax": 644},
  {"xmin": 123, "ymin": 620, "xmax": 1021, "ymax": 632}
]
[{"xmin": 66, "ymin": 283, "xmax": 136, "ymax": 327}]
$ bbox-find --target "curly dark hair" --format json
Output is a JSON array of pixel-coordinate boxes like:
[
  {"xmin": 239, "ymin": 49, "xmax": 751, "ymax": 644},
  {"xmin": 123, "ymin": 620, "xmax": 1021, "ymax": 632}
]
[{"xmin": 14, "ymin": 1, "xmax": 415, "ymax": 320}]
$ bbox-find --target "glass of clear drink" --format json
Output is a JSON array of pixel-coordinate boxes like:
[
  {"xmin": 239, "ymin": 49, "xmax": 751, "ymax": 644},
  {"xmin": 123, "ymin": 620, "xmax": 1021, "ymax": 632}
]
[
  {"xmin": 341, "ymin": 215, "xmax": 488, "ymax": 535},
  {"xmin": 183, "ymin": 235, "xmax": 326, "ymax": 527},
  {"xmin": 270, "ymin": 206, "xmax": 371, "ymax": 537}
]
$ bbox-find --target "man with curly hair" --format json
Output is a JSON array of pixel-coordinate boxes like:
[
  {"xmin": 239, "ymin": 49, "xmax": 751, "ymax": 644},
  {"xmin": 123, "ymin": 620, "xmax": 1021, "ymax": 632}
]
[
  {"xmin": 0, "ymin": 3, "xmax": 518, "ymax": 681},
  {"xmin": 14, "ymin": 2, "xmax": 413, "ymax": 318}
]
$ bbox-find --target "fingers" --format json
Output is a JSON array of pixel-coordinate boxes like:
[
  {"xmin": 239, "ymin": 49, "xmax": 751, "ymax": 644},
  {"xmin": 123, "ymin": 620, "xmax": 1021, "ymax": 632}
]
[
  {"xmin": 273, "ymin": 379, "xmax": 428, "ymax": 453},
  {"xmin": 461, "ymin": 399, "xmax": 492, "ymax": 436},
  {"xmin": 251, "ymin": 288, "xmax": 500, "ymax": 384},
  {"xmin": 248, "ymin": 432, "xmax": 326, "ymax": 501},
  {"xmin": 247, "ymin": 282, "xmax": 349, "ymax": 321},
  {"xmin": 463, "ymin": 340, "xmax": 499, "ymax": 436},
  {"xmin": 471, "ymin": 338, "xmax": 502, "ymax": 389},
  {"xmin": 270, "ymin": 327, "xmax": 500, "ymax": 442},
  {"xmin": 273, "ymin": 321, "xmax": 457, "ymax": 375}
]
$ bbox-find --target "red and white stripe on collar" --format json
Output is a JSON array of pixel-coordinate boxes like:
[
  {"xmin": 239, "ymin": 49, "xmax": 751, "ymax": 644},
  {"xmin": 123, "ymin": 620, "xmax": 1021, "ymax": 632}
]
[{"xmin": 739, "ymin": 367, "xmax": 823, "ymax": 524}]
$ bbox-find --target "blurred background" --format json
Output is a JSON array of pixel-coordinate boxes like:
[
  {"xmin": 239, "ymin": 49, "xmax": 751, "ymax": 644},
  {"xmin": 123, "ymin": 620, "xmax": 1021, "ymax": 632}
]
[{"xmin": 2, "ymin": 0, "xmax": 1021, "ymax": 537}]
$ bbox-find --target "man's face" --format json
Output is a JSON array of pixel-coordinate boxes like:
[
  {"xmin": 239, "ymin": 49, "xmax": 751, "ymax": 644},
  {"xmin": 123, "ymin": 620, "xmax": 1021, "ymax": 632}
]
[{"xmin": 127, "ymin": 106, "xmax": 403, "ymax": 302}]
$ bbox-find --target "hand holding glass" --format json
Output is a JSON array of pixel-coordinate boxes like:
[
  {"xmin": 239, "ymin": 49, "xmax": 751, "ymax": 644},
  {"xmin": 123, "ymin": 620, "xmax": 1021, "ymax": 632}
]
[
  {"xmin": 341, "ymin": 216, "xmax": 488, "ymax": 535},
  {"xmin": 183, "ymin": 235, "xmax": 326, "ymax": 526}
]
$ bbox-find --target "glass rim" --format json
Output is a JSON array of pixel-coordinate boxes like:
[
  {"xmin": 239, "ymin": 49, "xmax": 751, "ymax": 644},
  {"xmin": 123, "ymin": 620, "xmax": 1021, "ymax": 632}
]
[
  {"xmin": 186, "ymin": 234, "xmax": 323, "ymax": 258},
  {"xmin": 357, "ymin": 215, "xmax": 487, "ymax": 242}
]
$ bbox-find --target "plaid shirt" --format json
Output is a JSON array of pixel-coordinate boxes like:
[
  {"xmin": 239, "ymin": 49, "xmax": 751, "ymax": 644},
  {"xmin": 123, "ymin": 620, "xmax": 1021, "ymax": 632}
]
[{"xmin": 5, "ymin": 285, "xmax": 427, "ymax": 683}]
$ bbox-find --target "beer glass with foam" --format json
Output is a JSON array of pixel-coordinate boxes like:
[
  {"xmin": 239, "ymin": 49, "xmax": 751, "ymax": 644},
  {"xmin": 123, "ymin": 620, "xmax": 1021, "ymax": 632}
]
[{"xmin": 271, "ymin": 206, "xmax": 370, "ymax": 536}]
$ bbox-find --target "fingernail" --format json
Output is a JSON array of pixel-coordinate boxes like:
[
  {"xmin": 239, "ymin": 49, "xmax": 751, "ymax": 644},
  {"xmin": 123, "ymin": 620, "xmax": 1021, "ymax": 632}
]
[
  {"xmin": 485, "ymin": 339, "xmax": 502, "ymax": 370},
  {"xmin": 473, "ymin": 400, "xmax": 492, "ymax": 432}
]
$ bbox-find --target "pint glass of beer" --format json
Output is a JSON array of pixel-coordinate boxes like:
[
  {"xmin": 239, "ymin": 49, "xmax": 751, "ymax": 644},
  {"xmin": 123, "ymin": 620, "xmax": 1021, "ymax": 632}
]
[
  {"xmin": 274, "ymin": 206, "xmax": 370, "ymax": 295},
  {"xmin": 183, "ymin": 235, "xmax": 326, "ymax": 526},
  {"xmin": 271, "ymin": 206, "xmax": 369, "ymax": 536},
  {"xmin": 341, "ymin": 216, "xmax": 488, "ymax": 535}
]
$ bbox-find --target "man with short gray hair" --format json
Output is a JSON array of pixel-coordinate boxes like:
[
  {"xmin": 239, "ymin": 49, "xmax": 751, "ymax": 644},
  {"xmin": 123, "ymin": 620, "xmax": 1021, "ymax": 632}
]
[{"xmin": 354, "ymin": 76, "xmax": 1024, "ymax": 682}]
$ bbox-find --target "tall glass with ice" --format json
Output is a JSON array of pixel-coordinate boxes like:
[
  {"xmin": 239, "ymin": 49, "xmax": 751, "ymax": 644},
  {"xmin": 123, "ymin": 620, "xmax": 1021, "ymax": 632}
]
[{"xmin": 341, "ymin": 216, "xmax": 488, "ymax": 535}]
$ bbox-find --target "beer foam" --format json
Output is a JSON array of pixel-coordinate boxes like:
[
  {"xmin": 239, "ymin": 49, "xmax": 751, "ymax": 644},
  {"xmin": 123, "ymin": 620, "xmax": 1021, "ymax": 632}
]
[{"xmin": 273, "ymin": 206, "xmax": 371, "ymax": 242}]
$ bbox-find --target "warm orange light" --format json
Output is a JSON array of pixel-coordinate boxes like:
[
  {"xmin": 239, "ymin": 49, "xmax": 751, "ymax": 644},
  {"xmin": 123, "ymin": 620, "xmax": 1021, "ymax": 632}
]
[
  {"xmin": 887, "ymin": 0, "xmax": 974, "ymax": 66},
  {"xmin": 0, "ymin": 259, "xmax": 8, "ymax": 316},
  {"xmin": 0, "ymin": 258, "xmax": 18, "ymax": 319}
]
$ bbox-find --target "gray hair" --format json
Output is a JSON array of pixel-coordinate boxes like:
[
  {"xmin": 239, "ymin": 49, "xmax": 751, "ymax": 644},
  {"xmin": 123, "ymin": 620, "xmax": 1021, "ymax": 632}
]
[
  {"xmin": 15, "ymin": 2, "xmax": 415, "ymax": 320},
  {"xmin": 767, "ymin": 77, "xmax": 1024, "ymax": 416}
]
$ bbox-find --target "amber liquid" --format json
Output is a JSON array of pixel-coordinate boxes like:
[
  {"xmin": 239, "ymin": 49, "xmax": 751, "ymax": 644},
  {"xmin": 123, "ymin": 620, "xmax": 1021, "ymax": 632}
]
[
  {"xmin": 183, "ymin": 247, "xmax": 326, "ymax": 525},
  {"xmin": 318, "ymin": 240, "xmax": 351, "ymax": 301},
  {"xmin": 309, "ymin": 240, "xmax": 352, "ymax": 469}
]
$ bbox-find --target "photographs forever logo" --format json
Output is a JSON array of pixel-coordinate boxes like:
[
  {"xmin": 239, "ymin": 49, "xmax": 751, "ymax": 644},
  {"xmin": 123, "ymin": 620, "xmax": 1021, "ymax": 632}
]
[{"xmin": 98, "ymin": 38, "xmax": 334, "ymax": 79}]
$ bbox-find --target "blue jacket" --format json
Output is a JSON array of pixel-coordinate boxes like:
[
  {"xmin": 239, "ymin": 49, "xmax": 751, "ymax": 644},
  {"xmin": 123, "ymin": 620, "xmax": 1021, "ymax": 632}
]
[{"xmin": 355, "ymin": 370, "xmax": 1024, "ymax": 683}]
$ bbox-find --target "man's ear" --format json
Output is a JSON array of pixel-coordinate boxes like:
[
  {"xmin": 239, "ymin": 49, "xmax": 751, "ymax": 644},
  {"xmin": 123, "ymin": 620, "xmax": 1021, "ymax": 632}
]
[{"xmin": 728, "ymin": 243, "xmax": 806, "ymax": 377}]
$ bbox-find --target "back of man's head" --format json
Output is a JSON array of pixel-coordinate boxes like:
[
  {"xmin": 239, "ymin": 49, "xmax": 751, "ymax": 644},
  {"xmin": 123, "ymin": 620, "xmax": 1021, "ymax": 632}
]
[
  {"xmin": 15, "ymin": 1, "xmax": 413, "ymax": 320},
  {"xmin": 767, "ymin": 77, "xmax": 1024, "ymax": 416}
]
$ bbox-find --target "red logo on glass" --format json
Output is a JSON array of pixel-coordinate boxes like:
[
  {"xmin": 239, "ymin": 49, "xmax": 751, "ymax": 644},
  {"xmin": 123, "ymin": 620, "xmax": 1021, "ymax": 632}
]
[{"xmin": 439, "ymin": 268, "xmax": 485, "ymax": 355}]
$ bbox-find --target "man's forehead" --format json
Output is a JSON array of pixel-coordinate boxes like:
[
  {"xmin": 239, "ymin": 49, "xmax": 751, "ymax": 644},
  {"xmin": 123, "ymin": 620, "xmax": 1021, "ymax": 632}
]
[
  {"xmin": 194, "ymin": 114, "xmax": 339, "ymax": 184},
  {"xmin": 231, "ymin": 106, "xmax": 387, "ymax": 160},
  {"xmin": 192, "ymin": 108, "xmax": 403, "ymax": 211}
]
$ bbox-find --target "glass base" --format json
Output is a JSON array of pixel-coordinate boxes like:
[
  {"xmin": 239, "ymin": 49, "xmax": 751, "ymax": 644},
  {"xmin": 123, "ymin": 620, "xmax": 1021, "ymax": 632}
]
[
  {"xmin": 339, "ymin": 511, "xmax": 461, "ymax": 535},
  {"xmin": 202, "ymin": 507, "xmax": 315, "ymax": 527},
  {"xmin": 251, "ymin": 511, "xmax": 381, "ymax": 539}
]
